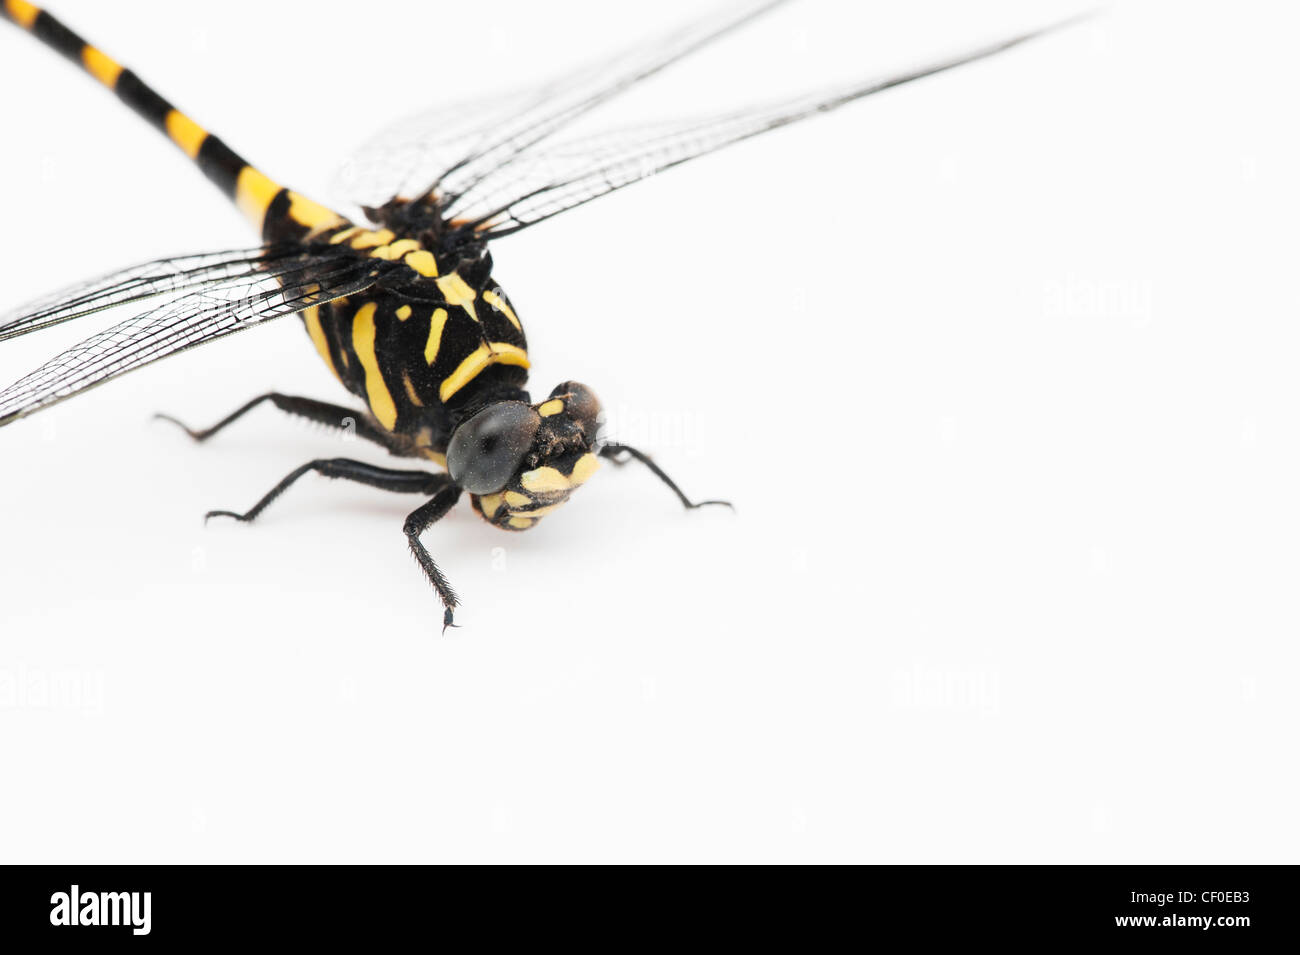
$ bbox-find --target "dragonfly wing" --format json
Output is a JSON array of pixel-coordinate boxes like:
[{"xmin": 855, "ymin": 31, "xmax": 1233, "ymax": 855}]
[
  {"xmin": 0, "ymin": 245, "xmax": 322, "ymax": 343},
  {"xmin": 0, "ymin": 250, "xmax": 377, "ymax": 427},
  {"xmin": 333, "ymin": 87, "xmax": 548, "ymax": 211},
  {"xmin": 445, "ymin": 16, "xmax": 1089, "ymax": 237},
  {"xmin": 331, "ymin": 0, "xmax": 791, "ymax": 210}
]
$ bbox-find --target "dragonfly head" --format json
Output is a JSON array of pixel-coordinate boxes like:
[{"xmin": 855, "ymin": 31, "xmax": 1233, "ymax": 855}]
[{"xmin": 451, "ymin": 382, "xmax": 604, "ymax": 530}]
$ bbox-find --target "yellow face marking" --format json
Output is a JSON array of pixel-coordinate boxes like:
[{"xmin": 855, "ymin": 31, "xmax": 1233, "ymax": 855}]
[
  {"xmin": 302, "ymin": 305, "xmax": 341, "ymax": 383},
  {"xmin": 424, "ymin": 308, "xmax": 449, "ymax": 365},
  {"xmin": 164, "ymin": 110, "xmax": 207, "ymax": 159},
  {"xmin": 5, "ymin": 1, "xmax": 38, "ymax": 28},
  {"xmin": 482, "ymin": 289, "xmax": 521, "ymax": 331},
  {"xmin": 402, "ymin": 372, "xmax": 424, "ymax": 408},
  {"xmin": 518, "ymin": 453, "xmax": 600, "ymax": 494},
  {"xmin": 351, "ymin": 302, "xmax": 398, "ymax": 430},
  {"xmin": 569, "ymin": 453, "xmax": 601, "ymax": 486},
  {"xmin": 517, "ymin": 504, "xmax": 564, "ymax": 519},
  {"xmin": 395, "ymin": 305, "xmax": 412, "ymax": 321},
  {"xmin": 349, "ymin": 229, "xmax": 395, "ymax": 250},
  {"xmin": 234, "ymin": 167, "xmax": 282, "ymax": 231},
  {"xmin": 519, "ymin": 466, "xmax": 571, "ymax": 494},
  {"xmin": 507, "ymin": 516, "xmax": 536, "ymax": 530},
  {"xmin": 420, "ymin": 448, "xmax": 448, "ymax": 468},
  {"xmin": 504, "ymin": 491, "xmax": 532, "ymax": 508},
  {"xmin": 403, "ymin": 249, "xmax": 439, "ymax": 277},
  {"xmin": 81, "ymin": 46, "xmax": 123, "ymax": 88},
  {"xmin": 329, "ymin": 226, "xmax": 362, "ymax": 245},
  {"xmin": 438, "ymin": 342, "xmax": 530, "ymax": 402},
  {"xmin": 537, "ymin": 398, "xmax": 564, "ymax": 417},
  {"xmin": 509, "ymin": 502, "xmax": 563, "ymax": 519},
  {"xmin": 369, "ymin": 239, "xmax": 420, "ymax": 261},
  {"xmin": 435, "ymin": 272, "xmax": 478, "ymax": 322},
  {"xmin": 478, "ymin": 493, "xmax": 504, "ymax": 519}
]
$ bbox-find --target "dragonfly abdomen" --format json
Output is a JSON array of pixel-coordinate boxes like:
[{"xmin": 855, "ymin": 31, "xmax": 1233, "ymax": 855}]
[{"xmin": 1, "ymin": 0, "xmax": 342, "ymax": 243}]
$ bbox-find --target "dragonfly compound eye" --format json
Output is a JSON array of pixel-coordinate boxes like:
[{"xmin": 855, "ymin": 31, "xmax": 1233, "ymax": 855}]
[
  {"xmin": 447, "ymin": 402, "xmax": 542, "ymax": 494},
  {"xmin": 548, "ymin": 381, "xmax": 603, "ymax": 438}
]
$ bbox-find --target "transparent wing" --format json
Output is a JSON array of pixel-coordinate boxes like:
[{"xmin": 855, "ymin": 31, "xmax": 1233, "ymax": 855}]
[
  {"xmin": 334, "ymin": 86, "xmax": 548, "ymax": 210},
  {"xmin": 0, "ymin": 249, "xmax": 377, "ymax": 427},
  {"xmin": 447, "ymin": 17, "xmax": 1087, "ymax": 237},
  {"xmin": 0, "ymin": 245, "xmax": 317, "ymax": 342},
  {"xmin": 332, "ymin": 0, "xmax": 790, "ymax": 209}
]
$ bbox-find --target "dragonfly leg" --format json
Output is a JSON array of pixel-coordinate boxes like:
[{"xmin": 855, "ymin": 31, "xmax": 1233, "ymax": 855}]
[
  {"xmin": 205, "ymin": 458, "xmax": 449, "ymax": 524},
  {"xmin": 403, "ymin": 486, "xmax": 465, "ymax": 632},
  {"xmin": 209, "ymin": 459, "xmax": 464, "ymax": 627},
  {"xmin": 598, "ymin": 442, "xmax": 733, "ymax": 511},
  {"xmin": 156, "ymin": 392, "xmax": 393, "ymax": 449}
]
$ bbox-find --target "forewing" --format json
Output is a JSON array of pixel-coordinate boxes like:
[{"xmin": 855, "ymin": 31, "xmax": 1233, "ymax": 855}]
[
  {"xmin": 332, "ymin": 0, "xmax": 790, "ymax": 210},
  {"xmin": 446, "ymin": 18, "xmax": 1087, "ymax": 236},
  {"xmin": 0, "ymin": 249, "xmax": 377, "ymax": 427},
  {"xmin": 0, "ymin": 245, "xmax": 315, "ymax": 342}
]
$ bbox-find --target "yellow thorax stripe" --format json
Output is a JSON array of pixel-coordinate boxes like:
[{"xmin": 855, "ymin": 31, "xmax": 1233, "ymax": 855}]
[
  {"xmin": 404, "ymin": 249, "xmax": 439, "ymax": 277},
  {"xmin": 439, "ymin": 342, "xmax": 529, "ymax": 402},
  {"xmin": 330, "ymin": 228, "xmax": 393, "ymax": 249},
  {"xmin": 482, "ymin": 289, "xmax": 521, "ymax": 330},
  {"xmin": 302, "ymin": 305, "xmax": 341, "ymax": 383},
  {"xmin": 424, "ymin": 308, "xmax": 449, "ymax": 365},
  {"xmin": 351, "ymin": 302, "xmax": 398, "ymax": 431},
  {"xmin": 402, "ymin": 371, "xmax": 424, "ymax": 408},
  {"xmin": 369, "ymin": 239, "xmax": 420, "ymax": 260},
  {"xmin": 328, "ymin": 231, "xmax": 439, "ymax": 280},
  {"xmin": 436, "ymin": 272, "xmax": 478, "ymax": 321}
]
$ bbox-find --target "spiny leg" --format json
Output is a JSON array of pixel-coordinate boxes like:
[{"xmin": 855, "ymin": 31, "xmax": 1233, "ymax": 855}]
[
  {"xmin": 599, "ymin": 442, "xmax": 733, "ymax": 510},
  {"xmin": 206, "ymin": 458, "xmax": 450, "ymax": 524},
  {"xmin": 403, "ymin": 486, "xmax": 465, "ymax": 632},
  {"xmin": 156, "ymin": 392, "xmax": 395, "ymax": 450},
  {"xmin": 209, "ymin": 459, "xmax": 463, "ymax": 628}
]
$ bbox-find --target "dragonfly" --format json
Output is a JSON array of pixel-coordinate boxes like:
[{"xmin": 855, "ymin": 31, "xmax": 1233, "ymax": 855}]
[{"xmin": 0, "ymin": 1, "xmax": 1083, "ymax": 629}]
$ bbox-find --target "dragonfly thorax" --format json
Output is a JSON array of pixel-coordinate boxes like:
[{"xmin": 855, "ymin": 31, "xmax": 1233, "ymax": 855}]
[
  {"xmin": 303, "ymin": 214, "xmax": 530, "ymax": 456},
  {"xmin": 361, "ymin": 194, "xmax": 485, "ymax": 265}
]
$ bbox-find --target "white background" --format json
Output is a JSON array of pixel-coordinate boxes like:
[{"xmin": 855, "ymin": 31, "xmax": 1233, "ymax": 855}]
[{"xmin": 0, "ymin": 0, "xmax": 1296, "ymax": 863}]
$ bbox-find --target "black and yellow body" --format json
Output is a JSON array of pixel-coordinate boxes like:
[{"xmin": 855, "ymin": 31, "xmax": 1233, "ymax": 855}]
[
  {"xmin": 0, "ymin": 0, "xmax": 617, "ymax": 625},
  {"xmin": 0, "ymin": 2, "xmax": 341, "ymax": 242},
  {"xmin": 0, "ymin": 1, "xmax": 1073, "ymax": 627},
  {"xmin": 2, "ymin": 1, "xmax": 540, "ymax": 457},
  {"xmin": 298, "ymin": 219, "xmax": 532, "ymax": 470}
]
